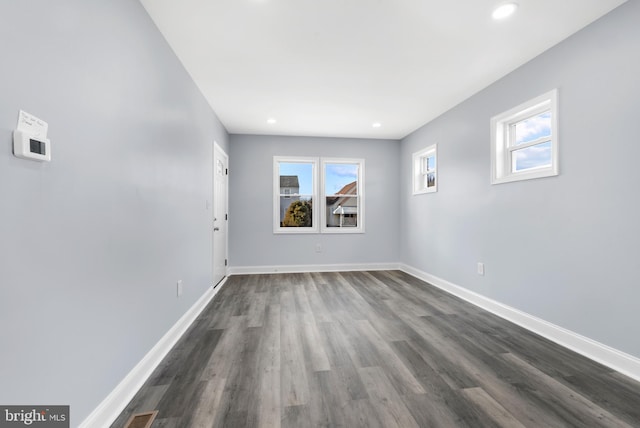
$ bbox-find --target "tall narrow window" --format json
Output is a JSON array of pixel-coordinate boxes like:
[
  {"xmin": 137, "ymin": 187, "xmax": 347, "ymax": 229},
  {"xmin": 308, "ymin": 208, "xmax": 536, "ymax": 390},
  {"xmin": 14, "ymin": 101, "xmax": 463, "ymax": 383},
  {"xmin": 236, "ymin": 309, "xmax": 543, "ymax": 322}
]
[
  {"xmin": 273, "ymin": 157, "xmax": 318, "ymax": 233},
  {"xmin": 413, "ymin": 144, "xmax": 437, "ymax": 194},
  {"xmin": 321, "ymin": 158, "xmax": 364, "ymax": 233},
  {"xmin": 491, "ymin": 89, "xmax": 558, "ymax": 184}
]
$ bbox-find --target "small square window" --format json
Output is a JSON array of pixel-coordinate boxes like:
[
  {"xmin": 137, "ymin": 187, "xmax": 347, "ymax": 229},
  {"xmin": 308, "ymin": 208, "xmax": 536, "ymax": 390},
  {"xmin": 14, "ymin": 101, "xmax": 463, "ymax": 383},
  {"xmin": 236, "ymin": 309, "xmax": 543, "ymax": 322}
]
[
  {"xmin": 491, "ymin": 89, "xmax": 558, "ymax": 184},
  {"xmin": 413, "ymin": 144, "xmax": 437, "ymax": 195}
]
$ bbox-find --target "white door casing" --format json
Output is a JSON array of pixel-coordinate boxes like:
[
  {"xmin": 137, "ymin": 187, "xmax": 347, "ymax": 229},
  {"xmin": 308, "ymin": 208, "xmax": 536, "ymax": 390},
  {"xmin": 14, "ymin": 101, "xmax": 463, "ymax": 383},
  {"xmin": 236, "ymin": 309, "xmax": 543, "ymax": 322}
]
[{"xmin": 213, "ymin": 142, "xmax": 228, "ymax": 286}]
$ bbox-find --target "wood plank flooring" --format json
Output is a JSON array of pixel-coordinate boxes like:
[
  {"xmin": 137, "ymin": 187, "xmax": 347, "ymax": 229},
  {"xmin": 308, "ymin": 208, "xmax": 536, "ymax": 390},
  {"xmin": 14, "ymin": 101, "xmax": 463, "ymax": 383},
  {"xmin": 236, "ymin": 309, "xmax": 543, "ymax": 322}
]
[{"xmin": 111, "ymin": 271, "xmax": 640, "ymax": 427}]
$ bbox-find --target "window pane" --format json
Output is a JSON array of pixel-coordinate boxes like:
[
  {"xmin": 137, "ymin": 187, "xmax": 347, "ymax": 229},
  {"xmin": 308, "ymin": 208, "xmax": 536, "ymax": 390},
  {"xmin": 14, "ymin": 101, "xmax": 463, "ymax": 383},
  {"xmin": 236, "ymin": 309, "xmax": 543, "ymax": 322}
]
[
  {"xmin": 280, "ymin": 197, "xmax": 313, "ymax": 227},
  {"xmin": 425, "ymin": 172, "xmax": 436, "ymax": 188},
  {"xmin": 326, "ymin": 196, "xmax": 357, "ymax": 227},
  {"xmin": 325, "ymin": 163, "xmax": 359, "ymax": 228},
  {"xmin": 422, "ymin": 155, "xmax": 436, "ymax": 173},
  {"xmin": 278, "ymin": 161, "xmax": 314, "ymax": 228},
  {"xmin": 512, "ymin": 141, "xmax": 552, "ymax": 172},
  {"xmin": 279, "ymin": 162, "xmax": 313, "ymax": 195},
  {"xmin": 325, "ymin": 163, "xmax": 359, "ymax": 195},
  {"xmin": 514, "ymin": 111, "xmax": 551, "ymax": 146}
]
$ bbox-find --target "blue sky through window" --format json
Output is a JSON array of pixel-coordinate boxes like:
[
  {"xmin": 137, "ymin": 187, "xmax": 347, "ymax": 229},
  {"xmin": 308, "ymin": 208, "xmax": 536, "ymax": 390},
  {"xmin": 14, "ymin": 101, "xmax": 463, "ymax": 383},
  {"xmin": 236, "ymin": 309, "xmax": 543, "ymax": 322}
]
[
  {"xmin": 279, "ymin": 161, "xmax": 359, "ymax": 196},
  {"xmin": 513, "ymin": 141, "xmax": 552, "ymax": 171},
  {"xmin": 515, "ymin": 111, "xmax": 551, "ymax": 145},
  {"xmin": 279, "ymin": 162, "xmax": 313, "ymax": 195},
  {"xmin": 325, "ymin": 163, "xmax": 358, "ymax": 195},
  {"xmin": 512, "ymin": 111, "xmax": 552, "ymax": 171}
]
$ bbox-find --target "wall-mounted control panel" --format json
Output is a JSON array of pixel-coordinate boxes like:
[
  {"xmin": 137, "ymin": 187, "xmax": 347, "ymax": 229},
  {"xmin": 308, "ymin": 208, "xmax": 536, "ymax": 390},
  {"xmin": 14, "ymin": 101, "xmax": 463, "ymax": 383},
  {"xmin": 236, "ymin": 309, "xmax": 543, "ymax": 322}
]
[
  {"xmin": 13, "ymin": 110, "xmax": 51, "ymax": 162},
  {"xmin": 13, "ymin": 130, "xmax": 51, "ymax": 162}
]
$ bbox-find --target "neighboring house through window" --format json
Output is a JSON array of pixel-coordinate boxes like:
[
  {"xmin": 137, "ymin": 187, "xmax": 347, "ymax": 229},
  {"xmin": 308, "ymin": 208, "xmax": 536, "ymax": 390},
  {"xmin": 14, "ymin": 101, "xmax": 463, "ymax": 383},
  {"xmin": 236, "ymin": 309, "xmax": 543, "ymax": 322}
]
[
  {"xmin": 322, "ymin": 158, "xmax": 364, "ymax": 233},
  {"xmin": 274, "ymin": 157, "xmax": 317, "ymax": 233},
  {"xmin": 279, "ymin": 175, "xmax": 298, "ymax": 225},
  {"xmin": 326, "ymin": 180, "xmax": 358, "ymax": 228},
  {"xmin": 274, "ymin": 156, "xmax": 364, "ymax": 234}
]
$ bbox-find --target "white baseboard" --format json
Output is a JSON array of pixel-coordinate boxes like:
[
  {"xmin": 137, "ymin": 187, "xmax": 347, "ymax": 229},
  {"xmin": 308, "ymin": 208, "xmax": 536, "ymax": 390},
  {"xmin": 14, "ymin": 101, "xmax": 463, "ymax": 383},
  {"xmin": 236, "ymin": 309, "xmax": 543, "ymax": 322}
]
[
  {"xmin": 228, "ymin": 262, "xmax": 401, "ymax": 275},
  {"xmin": 79, "ymin": 278, "xmax": 229, "ymax": 428},
  {"xmin": 399, "ymin": 264, "xmax": 640, "ymax": 383},
  {"xmin": 80, "ymin": 264, "xmax": 640, "ymax": 428}
]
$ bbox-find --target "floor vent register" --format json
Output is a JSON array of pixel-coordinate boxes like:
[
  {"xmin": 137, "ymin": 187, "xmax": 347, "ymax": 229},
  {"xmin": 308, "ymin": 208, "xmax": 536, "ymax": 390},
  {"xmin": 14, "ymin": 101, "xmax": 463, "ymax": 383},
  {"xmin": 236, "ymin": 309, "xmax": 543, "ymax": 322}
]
[{"xmin": 123, "ymin": 410, "xmax": 158, "ymax": 428}]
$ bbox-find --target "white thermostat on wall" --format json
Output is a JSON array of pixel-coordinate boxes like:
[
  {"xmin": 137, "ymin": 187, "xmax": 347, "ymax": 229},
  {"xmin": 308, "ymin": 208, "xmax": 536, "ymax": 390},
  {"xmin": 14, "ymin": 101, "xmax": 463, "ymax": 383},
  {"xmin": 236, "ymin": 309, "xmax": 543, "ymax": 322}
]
[
  {"xmin": 13, "ymin": 110, "xmax": 51, "ymax": 162},
  {"xmin": 13, "ymin": 130, "xmax": 51, "ymax": 162}
]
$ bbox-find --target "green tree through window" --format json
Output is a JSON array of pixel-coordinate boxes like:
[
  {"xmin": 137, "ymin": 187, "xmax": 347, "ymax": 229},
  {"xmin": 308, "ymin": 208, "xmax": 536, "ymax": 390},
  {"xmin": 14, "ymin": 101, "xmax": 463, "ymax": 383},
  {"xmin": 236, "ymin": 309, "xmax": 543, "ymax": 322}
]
[{"xmin": 282, "ymin": 200, "xmax": 312, "ymax": 227}]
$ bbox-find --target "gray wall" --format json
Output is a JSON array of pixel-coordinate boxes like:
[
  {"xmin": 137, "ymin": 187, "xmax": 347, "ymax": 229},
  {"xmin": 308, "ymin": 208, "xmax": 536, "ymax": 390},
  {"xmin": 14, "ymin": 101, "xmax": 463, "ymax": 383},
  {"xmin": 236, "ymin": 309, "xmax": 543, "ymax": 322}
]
[
  {"xmin": 0, "ymin": 1, "xmax": 228, "ymax": 424},
  {"xmin": 400, "ymin": 0, "xmax": 640, "ymax": 359},
  {"xmin": 229, "ymin": 135, "xmax": 400, "ymax": 268}
]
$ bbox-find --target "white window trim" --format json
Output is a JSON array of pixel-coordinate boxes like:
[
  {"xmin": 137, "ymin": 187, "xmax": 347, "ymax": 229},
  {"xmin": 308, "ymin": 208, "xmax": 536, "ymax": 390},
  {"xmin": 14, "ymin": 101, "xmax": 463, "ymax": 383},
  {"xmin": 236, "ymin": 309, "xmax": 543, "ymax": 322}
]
[
  {"xmin": 412, "ymin": 144, "xmax": 438, "ymax": 195},
  {"xmin": 491, "ymin": 89, "xmax": 559, "ymax": 185},
  {"xmin": 273, "ymin": 156, "xmax": 319, "ymax": 234},
  {"xmin": 321, "ymin": 158, "xmax": 365, "ymax": 234}
]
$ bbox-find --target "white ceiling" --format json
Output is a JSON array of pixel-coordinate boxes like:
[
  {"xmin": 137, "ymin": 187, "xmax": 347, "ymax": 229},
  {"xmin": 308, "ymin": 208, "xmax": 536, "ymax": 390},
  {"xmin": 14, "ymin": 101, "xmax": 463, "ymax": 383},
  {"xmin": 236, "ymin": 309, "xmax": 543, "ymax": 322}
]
[{"xmin": 140, "ymin": 0, "xmax": 626, "ymax": 140}]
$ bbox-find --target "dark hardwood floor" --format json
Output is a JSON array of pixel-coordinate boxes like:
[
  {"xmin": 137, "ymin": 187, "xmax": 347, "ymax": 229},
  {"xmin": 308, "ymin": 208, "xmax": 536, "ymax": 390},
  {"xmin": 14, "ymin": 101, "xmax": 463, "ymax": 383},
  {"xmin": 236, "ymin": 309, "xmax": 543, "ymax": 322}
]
[{"xmin": 112, "ymin": 271, "xmax": 640, "ymax": 427}]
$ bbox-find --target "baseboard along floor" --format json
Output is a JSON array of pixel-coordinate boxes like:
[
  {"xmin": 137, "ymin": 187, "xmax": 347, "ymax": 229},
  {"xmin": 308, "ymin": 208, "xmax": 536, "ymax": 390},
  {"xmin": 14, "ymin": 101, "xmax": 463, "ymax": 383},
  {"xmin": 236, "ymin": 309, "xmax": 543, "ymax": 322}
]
[{"xmin": 110, "ymin": 270, "xmax": 640, "ymax": 427}]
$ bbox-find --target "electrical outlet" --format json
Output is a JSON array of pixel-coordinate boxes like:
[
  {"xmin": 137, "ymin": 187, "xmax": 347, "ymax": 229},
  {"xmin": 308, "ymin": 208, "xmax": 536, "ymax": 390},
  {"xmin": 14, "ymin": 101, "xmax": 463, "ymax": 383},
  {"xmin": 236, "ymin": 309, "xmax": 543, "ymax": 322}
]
[
  {"xmin": 477, "ymin": 263, "xmax": 485, "ymax": 276},
  {"xmin": 177, "ymin": 280, "xmax": 183, "ymax": 297},
  {"xmin": 315, "ymin": 243, "xmax": 322, "ymax": 253}
]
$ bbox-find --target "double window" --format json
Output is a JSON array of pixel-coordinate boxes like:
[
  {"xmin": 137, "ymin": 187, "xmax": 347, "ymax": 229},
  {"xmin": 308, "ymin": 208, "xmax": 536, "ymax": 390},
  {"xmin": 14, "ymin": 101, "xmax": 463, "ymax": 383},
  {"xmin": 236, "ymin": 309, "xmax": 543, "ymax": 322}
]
[
  {"xmin": 274, "ymin": 156, "xmax": 364, "ymax": 234},
  {"xmin": 491, "ymin": 89, "xmax": 559, "ymax": 184}
]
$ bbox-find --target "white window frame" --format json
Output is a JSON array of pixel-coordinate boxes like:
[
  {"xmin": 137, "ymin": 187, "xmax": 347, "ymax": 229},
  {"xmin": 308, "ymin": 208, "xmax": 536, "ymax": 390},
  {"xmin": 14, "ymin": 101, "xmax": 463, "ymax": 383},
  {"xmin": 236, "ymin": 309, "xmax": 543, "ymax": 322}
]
[
  {"xmin": 273, "ymin": 156, "xmax": 365, "ymax": 234},
  {"xmin": 273, "ymin": 156, "xmax": 319, "ymax": 234},
  {"xmin": 491, "ymin": 89, "xmax": 559, "ymax": 184},
  {"xmin": 321, "ymin": 158, "xmax": 365, "ymax": 234},
  {"xmin": 412, "ymin": 144, "xmax": 437, "ymax": 195}
]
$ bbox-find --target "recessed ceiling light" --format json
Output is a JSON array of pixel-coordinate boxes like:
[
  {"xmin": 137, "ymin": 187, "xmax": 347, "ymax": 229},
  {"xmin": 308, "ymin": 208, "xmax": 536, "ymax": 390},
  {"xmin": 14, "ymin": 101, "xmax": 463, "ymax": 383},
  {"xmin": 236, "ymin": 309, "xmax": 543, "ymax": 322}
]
[
  {"xmin": 372, "ymin": 122, "xmax": 382, "ymax": 128},
  {"xmin": 266, "ymin": 118, "xmax": 277, "ymax": 124},
  {"xmin": 492, "ymin": 2, "xmax": 518, "ymax": 20}
]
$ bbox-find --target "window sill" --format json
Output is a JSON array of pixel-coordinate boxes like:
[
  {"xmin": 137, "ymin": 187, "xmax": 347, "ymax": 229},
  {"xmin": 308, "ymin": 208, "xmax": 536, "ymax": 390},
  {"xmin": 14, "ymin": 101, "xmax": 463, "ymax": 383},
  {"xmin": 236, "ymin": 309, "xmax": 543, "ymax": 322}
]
[{"xmin": 492, "ymin": 167, "xmax": 558, "ymax": 185}]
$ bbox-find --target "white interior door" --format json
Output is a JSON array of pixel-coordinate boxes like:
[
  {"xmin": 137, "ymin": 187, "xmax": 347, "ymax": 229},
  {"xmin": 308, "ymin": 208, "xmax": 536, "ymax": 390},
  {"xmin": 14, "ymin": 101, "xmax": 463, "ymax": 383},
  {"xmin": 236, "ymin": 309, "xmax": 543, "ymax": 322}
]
[{"xmin": 213, "ymin": 143, "xmax": 228, "ymax": 286}]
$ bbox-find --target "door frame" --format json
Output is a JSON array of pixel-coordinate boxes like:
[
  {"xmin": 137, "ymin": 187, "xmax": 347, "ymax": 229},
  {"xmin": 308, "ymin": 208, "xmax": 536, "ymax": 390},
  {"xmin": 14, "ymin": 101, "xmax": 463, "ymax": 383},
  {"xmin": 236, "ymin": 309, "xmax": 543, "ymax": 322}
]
[{"xmin": 213, "ymin": 141, "xmax": 229, "ymax": 286}]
